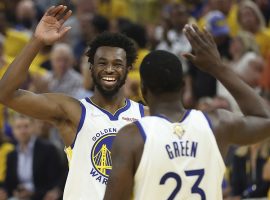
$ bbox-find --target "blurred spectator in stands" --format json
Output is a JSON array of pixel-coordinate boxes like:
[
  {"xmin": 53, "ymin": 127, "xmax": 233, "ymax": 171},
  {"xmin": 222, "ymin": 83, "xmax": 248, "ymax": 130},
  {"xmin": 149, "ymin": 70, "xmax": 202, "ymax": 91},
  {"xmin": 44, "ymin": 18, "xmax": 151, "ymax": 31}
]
[
  {"xmin": 217, "ymin": 31, "xmax": 261, "ymax": 113},
  {"xmin": 0, "ymin": 128, "xmax": 13, "ymax": 200},
  {"xmin": 155, "ymin": 3, "xmax": 191, "ymax": 56},
  {"xmin": 47, "ymin": 43, "xmax": 92, "ymax": 99},
  {"xmin": 0, "ymin": 0, "xmax": 21, "ymax": 25},
  {"xmin": 122, "ymin": 23, "xmax": 150, "ymax": 103},
  {"xmin": 206, "ymin": 10, "xmax": 232, "ymax": 60},
  {"xmin": 109, "ymin": 17, "xmax": 132, "ymax": 34},
  {"xmin": 0, "ymin": 11, "xmax": 29, "ymax": 60},
  {"xmin": 128, "ymin": 0, "xmax": 161, "ymax": 23},
  {"xmin": 4, "ymin": 114, "xmax": 64, "ymax": 200},
  {"xmin": 184, "ymin": 10, "xmax": 231, "ymax": 107},
  {"xmin": 230, "ymin": 141, "xmax": 270, "ymax": 198},
  {"xmin": 65, "ymin": 0, "xmax": 97, "ymax": 48},
  {"xmin": 14, "ymin": 0, "xmax": 37, "ymax": 36},
  {"xmin": 182, "ymin": 0, "xmax": 206, "ymax": 20},
  {"xmin": 238, "ymin": 0, "xmax": 270, "ymax": 59},
  {"xmin": 197, "ymin": 0, "xmax": 239, "ymax": 37},
  {"xmin": 220, "ymin": 53, "xmax": 264, "ymax": 114},
  {"xmin": 229, "ymin": 31, "xmax": 260, "ymax": 67},
  {"xmin": 98, "ymin": 0, "xmax": 129, "ymax": 20},
  {"xmin": 74, "ymin": 14, "xmax": 109, "ymax": 66},
  {"xmin": 254, "ymin": 0, "xmax": 270, "ymax": 27},
  {"xmin": 263, "ymin": 157, "xmax": 270, "ymax": 199}
]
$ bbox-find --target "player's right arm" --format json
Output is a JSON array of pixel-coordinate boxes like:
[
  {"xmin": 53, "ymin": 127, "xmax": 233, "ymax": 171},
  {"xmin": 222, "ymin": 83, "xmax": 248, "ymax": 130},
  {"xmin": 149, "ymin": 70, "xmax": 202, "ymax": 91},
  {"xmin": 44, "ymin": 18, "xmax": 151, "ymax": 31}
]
[
  {"xmin": 183, "ymin": 24, "xmax": 270, "ymax": 118},
  {"xmin": 0, "ymin": 6, "xmax": 80, "ymax": 143},
  {"xmin": 183, "ymin": 24, "xmax": 270, "ymax": 157}
]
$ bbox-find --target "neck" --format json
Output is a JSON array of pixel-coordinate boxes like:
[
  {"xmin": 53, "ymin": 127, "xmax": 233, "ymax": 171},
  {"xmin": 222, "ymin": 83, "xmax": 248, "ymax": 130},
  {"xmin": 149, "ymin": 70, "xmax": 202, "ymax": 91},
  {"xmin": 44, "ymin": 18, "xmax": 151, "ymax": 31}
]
[
  {"xmin": 19, "ymin": 139, "xmax": 31, "ymax": 152},
  {"xmin": 148, "ymin": 93, "xmax": 186, "ymax": 122},
  {"xmin": 54, "ymin": 68, "xmax": 69, "ymax": 79},
  {"xmin": 91, "ymin": 87, "xmax": 126, "ymax": 114}
]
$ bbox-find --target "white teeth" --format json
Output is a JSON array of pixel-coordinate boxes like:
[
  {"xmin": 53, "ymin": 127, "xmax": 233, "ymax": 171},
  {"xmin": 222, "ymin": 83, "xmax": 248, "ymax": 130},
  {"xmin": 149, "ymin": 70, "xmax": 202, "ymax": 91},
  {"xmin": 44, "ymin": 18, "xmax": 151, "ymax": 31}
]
[{"xmin": 102, "ymin": 77, "xmax": 116, "ymax": 81}]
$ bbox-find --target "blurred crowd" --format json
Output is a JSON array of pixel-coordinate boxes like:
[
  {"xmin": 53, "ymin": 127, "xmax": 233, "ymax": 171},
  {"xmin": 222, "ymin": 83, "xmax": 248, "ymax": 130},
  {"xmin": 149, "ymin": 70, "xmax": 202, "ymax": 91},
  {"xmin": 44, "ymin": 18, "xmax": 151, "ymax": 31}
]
[{"xmin": 1, "ymin": 0, "xmax": 270, "ymax": 199}]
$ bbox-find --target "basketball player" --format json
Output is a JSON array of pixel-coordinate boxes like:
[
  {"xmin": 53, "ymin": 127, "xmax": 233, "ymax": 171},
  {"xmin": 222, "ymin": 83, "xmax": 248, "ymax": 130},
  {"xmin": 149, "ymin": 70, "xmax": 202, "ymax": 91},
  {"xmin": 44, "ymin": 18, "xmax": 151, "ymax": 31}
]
[
  {"xmin": 0, "ymin": 5, "xmax": 146, "ymax": 200},
  {"xmin": 103, "ymin": 24, "xmax": 270, "ymax": 200}
]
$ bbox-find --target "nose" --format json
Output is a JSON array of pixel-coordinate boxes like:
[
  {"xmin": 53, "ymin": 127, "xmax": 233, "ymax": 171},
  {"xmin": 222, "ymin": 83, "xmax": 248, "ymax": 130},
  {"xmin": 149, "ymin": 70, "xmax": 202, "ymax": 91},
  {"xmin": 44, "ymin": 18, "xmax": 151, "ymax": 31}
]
[{"xmin": 104, "ymin": 64, "xmax": 114, "ymax": 73}]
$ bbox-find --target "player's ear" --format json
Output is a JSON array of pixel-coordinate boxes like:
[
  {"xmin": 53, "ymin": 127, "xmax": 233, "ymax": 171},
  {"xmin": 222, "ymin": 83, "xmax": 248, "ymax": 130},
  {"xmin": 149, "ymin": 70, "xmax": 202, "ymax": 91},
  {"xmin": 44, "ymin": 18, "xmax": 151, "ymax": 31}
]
[
  {"xmin": 89, "ymin": 63, "xmax": 93, "ymax": 70},
  {"xmin": 127, "ymin": 65, "xmax": 132, "ymax": 71}
]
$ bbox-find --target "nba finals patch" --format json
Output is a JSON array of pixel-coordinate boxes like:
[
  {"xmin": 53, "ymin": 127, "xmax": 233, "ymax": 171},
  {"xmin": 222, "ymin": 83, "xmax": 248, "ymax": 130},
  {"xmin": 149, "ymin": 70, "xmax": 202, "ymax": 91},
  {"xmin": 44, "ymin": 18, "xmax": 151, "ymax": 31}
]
[{"xmin": 173, "ymin": 123, "xmax": 185, "ymax": 139}]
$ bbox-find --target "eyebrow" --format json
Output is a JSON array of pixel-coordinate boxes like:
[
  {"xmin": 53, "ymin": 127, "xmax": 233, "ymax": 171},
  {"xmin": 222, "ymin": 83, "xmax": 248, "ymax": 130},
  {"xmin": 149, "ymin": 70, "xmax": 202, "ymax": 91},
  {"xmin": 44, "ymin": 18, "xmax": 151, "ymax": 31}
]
[{"xmin": 97, "ymin": 57, "xmax": 124, "ymax": 62}]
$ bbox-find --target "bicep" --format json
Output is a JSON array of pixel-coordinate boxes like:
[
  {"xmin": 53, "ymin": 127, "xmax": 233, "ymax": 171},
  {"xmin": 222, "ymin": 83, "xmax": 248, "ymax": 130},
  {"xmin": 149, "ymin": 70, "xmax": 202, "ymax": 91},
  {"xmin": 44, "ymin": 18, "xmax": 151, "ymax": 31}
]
[
  {"xmin": 213, "ymin": 109, "xmax": 270, "ymax": 146},
  {"xmin": 5, "ymin": 89, "xmax": 80, "ymax": 122}
]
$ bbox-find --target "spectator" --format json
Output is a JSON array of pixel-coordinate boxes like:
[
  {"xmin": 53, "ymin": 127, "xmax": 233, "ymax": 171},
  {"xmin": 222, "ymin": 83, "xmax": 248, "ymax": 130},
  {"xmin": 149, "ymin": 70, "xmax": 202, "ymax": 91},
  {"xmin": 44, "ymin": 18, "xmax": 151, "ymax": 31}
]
[
  {"xmin": 14, "ymin": 0, "xmax": 37, "ymax": 36},
  {"xmin": 155, "ymin": 3, "xmax": 191, "ymax": 63},
  {"xmin": 122, "ymin": 23, "xmax": 150, "ymax": 103},
  {"xmin": 65, "ymin": 0, "xmax": 97, "ymax": 48},
  {"xmin": 5, "ymin": 114, "xmax": 64, "ymax": 200},
  {"xmin": 74, "ymin": 14, "xmax": 109, "ymax": 65},
  {"xmin": 230, "ymin": 141, "xmax": 270, "ymax": 198},
  {"xmin": 185, "ymin": 10, "xmax": 231, "ymax": 106},
  {"xmin": 0, "ymin": 128, "xmax": 13, "ymax": 200},
  {"xmin": 263, "ymin": 154, "xmax": 270, "ymax": 199},
  {"xmin": 47, "ymin": 43, "xmax": 92, "ymax": 99}
]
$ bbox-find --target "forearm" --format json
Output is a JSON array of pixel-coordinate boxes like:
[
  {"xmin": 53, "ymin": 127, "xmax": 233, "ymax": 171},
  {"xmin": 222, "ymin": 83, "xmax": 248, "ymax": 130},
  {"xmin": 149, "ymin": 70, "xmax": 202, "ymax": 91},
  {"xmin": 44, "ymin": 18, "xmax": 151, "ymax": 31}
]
[
  {"xmin": 0, "ymin": 36, "xmax": 44, "ymax": 102},
  {"xmin": 212, "ymin": 65, "xmax": 270, "ymax": 117}
]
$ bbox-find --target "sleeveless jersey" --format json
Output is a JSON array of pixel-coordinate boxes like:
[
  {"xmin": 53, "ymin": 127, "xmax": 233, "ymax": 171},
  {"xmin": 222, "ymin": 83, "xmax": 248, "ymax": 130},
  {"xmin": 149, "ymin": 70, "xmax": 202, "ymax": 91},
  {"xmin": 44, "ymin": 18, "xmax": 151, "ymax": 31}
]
[
  {"xmin": 63, "ymin": 98, "xmax": 144, "ymax": 200},
  {"xmin": 133, "ymin": 110, "xmax": 225, "ymax": 200}
]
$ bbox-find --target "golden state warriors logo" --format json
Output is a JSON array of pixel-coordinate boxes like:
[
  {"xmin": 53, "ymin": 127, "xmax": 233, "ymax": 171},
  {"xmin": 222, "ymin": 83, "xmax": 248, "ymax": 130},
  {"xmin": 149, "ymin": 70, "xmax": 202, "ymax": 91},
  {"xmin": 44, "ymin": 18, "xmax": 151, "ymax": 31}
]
[{"xmin": 91, "ymin": 134, "xmax": 115, "ymax": 178}]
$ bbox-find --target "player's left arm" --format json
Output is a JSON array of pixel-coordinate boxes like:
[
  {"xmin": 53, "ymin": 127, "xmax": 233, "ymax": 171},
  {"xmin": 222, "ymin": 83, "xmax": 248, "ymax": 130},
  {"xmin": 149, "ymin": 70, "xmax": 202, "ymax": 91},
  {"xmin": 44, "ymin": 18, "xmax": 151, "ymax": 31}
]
[{"xmin": 103, "ymin": 123, "xmax": 143, "ymax": 200}]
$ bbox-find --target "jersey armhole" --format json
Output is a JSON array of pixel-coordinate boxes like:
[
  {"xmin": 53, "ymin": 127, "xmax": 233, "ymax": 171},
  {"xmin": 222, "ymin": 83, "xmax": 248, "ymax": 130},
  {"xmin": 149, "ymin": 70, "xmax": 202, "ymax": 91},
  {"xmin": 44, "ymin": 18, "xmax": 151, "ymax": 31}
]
[
  {"xmin": 134, "ymin": 121, "xmax": 146, "ymax": 142},
  {"xmin": 139, "ymin": 104, "xmax": 145, "ymax": 117},
  {"xmin": 71, "ymin": 102, "xmax": 86, "ymax": 149},
  {"xmin": 203, "ymin": 112, "xmax": 213, "ymax": 130}
]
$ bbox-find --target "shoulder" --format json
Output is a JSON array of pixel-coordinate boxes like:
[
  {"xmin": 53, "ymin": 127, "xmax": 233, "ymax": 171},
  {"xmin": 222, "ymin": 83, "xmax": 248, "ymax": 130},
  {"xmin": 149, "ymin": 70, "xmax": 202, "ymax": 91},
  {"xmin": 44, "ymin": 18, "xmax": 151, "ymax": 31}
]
[
  {"xmin": 118, "ymin": 123, "xmax": 141, "ymax": 137},
  {"xmin": 115, "ymin": 123, "xmax": 143, "ymax": 149}
]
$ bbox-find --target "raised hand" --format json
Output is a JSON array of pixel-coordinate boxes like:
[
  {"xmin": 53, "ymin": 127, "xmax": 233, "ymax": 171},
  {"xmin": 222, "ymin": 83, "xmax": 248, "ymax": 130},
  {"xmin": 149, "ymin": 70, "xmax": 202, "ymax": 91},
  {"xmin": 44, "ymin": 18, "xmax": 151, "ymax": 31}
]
[
  {"xmin": 183, "ymin": 24, "xmax": 223, "ymax": 75},
  {"xmin": 34, "ymin": 5, "xmax": 72, "ymax": 45}
]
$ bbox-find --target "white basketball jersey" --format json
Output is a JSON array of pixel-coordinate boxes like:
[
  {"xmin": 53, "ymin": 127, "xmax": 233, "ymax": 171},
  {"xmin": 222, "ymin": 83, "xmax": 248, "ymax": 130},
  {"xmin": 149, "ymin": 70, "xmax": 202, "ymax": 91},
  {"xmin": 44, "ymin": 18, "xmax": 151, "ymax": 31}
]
[
  {"xmin": 63, "ymin": 98, "xmax": 144, "ymax": 200},
  {"xmin": 133, "ymin": 110, "xmax": 225, "ymax": 200}
]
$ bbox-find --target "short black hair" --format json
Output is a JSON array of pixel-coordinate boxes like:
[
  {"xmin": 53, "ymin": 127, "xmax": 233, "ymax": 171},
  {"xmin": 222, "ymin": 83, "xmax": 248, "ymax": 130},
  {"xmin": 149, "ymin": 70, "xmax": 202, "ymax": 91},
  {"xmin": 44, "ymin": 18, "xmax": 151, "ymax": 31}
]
[
  {"xmin": 140, "ymin": 50, "xmax": 183, "ymax": 95},
  {"xmin": 86, "ymin": 32, "xmax": 137, "ymax": 66}
]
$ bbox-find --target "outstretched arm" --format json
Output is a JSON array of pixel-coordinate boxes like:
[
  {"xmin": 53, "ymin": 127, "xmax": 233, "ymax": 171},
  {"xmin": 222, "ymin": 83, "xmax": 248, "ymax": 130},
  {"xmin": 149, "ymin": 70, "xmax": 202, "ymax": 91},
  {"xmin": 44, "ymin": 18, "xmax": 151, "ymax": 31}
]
[
  {"xmin": 104, "ymin": 124, "xmax": 143, "ymax": 200},
  {"xmin": 0, "ymin": 5, "xmax": 80, "ymax": 146},
  {"xmin": 0, "ymin": 6, "xmax": 80, "ymax": 123},
  {"xmin": 183, "ymin": 24, "xmax": 270, "ymax": 155},
  {"xmin": 183, "ymin": 24, "xmax": 270, "ymax": 118},
  {"xmin": 214, "ymin": 109, "xmax": 270, "ymax": 145}
]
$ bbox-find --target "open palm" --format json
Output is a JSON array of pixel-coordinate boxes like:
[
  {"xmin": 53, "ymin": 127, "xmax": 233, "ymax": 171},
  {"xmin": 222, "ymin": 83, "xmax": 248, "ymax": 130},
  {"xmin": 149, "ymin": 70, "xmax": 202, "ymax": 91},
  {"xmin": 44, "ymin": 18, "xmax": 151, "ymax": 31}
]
[{"xmin": 34, "ymin": 5, "xmax": 72, "ymax": 45}]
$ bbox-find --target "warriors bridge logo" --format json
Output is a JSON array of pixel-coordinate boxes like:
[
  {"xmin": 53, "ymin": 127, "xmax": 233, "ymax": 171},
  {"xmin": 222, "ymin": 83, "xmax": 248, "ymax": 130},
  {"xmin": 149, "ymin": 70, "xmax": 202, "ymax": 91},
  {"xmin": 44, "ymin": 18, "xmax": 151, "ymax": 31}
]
[{"xmin": 90, "ymin": 133, "xmax": 115, "ymax": 184}]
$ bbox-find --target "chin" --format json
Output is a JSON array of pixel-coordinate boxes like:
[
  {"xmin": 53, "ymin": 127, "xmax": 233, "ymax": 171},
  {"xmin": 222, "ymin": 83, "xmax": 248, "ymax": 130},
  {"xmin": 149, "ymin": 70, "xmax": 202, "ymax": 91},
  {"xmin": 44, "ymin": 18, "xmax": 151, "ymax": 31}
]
[{"xmin": 98, "ymin": 86, "xmax": 121, "ymax": 97}]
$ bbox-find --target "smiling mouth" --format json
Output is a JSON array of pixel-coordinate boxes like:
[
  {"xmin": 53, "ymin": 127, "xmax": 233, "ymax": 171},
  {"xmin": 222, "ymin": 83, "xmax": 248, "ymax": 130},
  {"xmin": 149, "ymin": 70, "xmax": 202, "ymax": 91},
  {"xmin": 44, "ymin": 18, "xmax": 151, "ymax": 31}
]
[{"xmin": 102, "ymin": 77, "xmax": 116, "ymax": 82}]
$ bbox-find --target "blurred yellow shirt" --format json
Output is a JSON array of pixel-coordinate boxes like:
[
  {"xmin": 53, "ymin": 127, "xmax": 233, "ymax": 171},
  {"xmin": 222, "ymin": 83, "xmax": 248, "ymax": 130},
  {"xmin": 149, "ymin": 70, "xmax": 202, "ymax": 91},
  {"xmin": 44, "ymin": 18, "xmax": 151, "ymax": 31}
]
[
  {"xmin": 98, "ymin": 0, "xmax": 129, "ymax": 19},
  {"xmin": 128, "ymin": 48, "xmax": 149, "ymax": 102},
  {"xmin": 0, "ymin": 143, "xmax": 14, "ymax": 182},
  {"xmin": 255, "ymin": 28, "xmax": 270, "ymax": 59}
]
